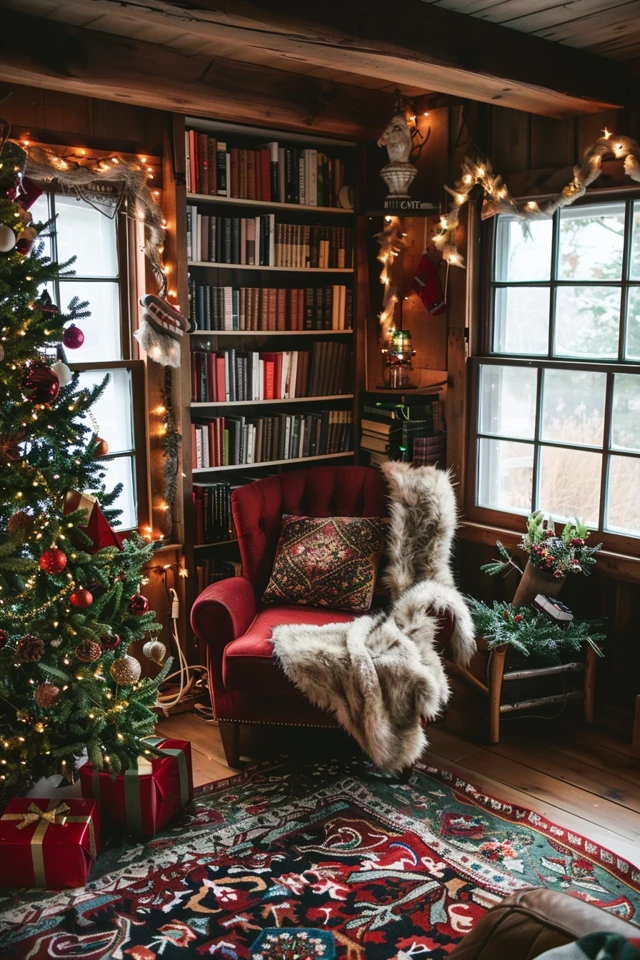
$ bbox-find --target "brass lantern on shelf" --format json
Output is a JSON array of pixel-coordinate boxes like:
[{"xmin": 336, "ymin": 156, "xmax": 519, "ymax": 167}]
[{"xmin": 380, "ymin": 328, "xmax": 416, "ymax": 390}]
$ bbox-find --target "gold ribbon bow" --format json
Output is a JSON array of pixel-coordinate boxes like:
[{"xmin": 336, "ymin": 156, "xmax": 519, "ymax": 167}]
[{"xmin": 1, "ymin": 799, "xmax": 96, "ymax": 886}]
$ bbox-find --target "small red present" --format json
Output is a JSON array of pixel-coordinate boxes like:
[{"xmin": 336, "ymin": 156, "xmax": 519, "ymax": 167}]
[
  {"xmin": 0, "ymin": 798, "xmax": 99, "ymax": 889},
  {"xmin": 79, "ymin": 737, "xmax": 192, "ymax": 836}
]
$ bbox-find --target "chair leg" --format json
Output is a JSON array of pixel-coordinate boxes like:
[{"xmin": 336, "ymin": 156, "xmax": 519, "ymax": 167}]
[
  {"xmin": 488, "ymin": 645, "xmax": 507, "ymax": 744},
  {"xmin": 219, "ymin": 721, "xmax": 241, "ymax": 768}
]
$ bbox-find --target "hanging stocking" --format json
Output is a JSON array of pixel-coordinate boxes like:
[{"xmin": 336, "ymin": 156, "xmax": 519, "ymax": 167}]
[{"xmin": 411, "ymin": 254, "xmax": 447, "ymax": 315}]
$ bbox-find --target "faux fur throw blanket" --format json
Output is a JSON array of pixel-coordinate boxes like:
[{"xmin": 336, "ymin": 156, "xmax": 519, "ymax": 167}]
[{"xmin": 272, "ymin": 462, "xmax": 476, "ymax": 773}]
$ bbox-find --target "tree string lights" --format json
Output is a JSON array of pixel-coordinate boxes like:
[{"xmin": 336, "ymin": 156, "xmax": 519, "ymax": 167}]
[
  {"xmin": 376, "ymin": 215, "xmax": 406, "ymax": 344},
  {"xmin": 435, "ymin": 129, "xmax": 640, "ymax": 268}
]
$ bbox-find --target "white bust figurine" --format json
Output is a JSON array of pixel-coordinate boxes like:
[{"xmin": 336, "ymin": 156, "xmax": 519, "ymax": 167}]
[{"xmin": 377, "ymin": 114, "xmax": 412, "ymax": 164}]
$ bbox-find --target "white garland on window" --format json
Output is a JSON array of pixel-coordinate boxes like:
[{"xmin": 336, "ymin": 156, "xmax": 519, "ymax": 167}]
[{"xmin": 435, "ymin": 130, "xmax": 640, "ymax": 268}]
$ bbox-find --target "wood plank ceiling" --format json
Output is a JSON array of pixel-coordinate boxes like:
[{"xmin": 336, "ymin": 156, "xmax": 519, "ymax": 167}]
[{"xmin": 424, "ymin": 0, "xmax": 640, "ymax": 60}]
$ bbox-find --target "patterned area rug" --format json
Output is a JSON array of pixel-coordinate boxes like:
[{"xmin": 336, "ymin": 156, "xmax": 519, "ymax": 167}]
[{"xmin": 1, "ymin": 758, "xmax": 639, "ymax": 959}]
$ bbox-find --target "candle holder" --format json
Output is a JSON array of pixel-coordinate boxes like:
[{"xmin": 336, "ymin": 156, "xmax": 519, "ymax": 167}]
[{"xmin": 380, "ymin": 328, "xmax": 416, "ymax": 390}]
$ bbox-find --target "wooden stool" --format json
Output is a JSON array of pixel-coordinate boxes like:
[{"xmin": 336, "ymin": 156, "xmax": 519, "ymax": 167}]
[{"xmin": 447, "ymin": 639, "xmax": 598, "ymax": 744}]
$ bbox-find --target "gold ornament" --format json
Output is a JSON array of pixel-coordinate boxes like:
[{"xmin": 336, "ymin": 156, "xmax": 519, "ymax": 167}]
[
  {"xmin": 110, "ymin": 655, "xmax": 141, "ymax": 686},
  {"xmin": 142, "ymin": 640, "xmax": 166, "ymax": 664}
]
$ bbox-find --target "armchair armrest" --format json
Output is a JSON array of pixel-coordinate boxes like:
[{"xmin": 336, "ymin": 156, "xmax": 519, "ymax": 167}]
[{"xmin": 190, "ymin": 577, "xmax": 257, "ymax": 689}]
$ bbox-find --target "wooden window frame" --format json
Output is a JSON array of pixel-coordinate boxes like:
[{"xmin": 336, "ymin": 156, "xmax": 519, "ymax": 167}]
[{"xmin": 466, "ymin": 192, "xmax": 640, "ymax": 559}]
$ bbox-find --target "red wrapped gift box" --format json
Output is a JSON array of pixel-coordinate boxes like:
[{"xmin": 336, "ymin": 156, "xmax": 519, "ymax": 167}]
[
  {"xmin": 79, "ymin": 737, "xmax": 193, "ymax": 836},
  {"xmin": 0, "ymin": 798, "xmax": 99, "ymax": 889}
]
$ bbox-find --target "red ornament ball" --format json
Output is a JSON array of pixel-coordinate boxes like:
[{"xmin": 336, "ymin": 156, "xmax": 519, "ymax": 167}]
[
  {"xmin": 75, "ymin": 639, "xmax": 101, "ymax": 663},
  {"xmin": 62, "ymin": 324, "xmax": 84, "ymax": 349},
  {"xmin": 39, "ymin": 546, "xmax": 67, "ymax": 574},
  {"xmin": 129, "ymin": 593, "xmax": 149, "ymax": 616},
  {"xmin": 93, "ymin": 437, "xmax": 109, "ymax": 458},
  {"xmin": 70, "ymin": 587, "xmax": 93, "ymax": 608},
  {"xmin": 34, "ymin": 682, "xmax": 61, "ymax": 709},
  {"xmin": 17, "ymin": 634, "xmax": 45, "ymax": 662},
  {"xmin": 7, "ymin": 511, "xmax": 34, "ymax": 537},
  {"xmin": 0, "ymin": 629, "xmax": 6, "ymax": 648},
  {"xmin": 100, "ymin": 633, "xmax": 121, "ymax": 650},
  {"xmin": 24, "ymin": 363, "xmax": 60, "ymax": 406}
]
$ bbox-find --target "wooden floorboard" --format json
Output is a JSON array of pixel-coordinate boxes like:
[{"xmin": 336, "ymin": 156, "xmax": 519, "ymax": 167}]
[{"xmin": 155, "ymin": 713, "xmax": 640, "ymax": 866}]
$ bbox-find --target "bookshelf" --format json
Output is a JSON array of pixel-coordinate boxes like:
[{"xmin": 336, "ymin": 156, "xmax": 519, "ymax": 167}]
[{"xmin": 180, "ymin": 117, "xmax": 362, "ymax": 595}]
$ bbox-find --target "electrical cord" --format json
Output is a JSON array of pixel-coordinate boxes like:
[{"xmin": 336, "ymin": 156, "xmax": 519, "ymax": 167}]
[{"xmin": 155, "ymin": 587, "xmax": 209, "ymax": 712}]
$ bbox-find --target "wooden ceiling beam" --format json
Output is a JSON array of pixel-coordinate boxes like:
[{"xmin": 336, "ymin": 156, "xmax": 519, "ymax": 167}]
[
  {"xmin": 39, "ymin": 0, "xmax": 627, "ymax": 117},
  {"xmin": 0, "ymin": 12, "xmax": 396, "ymax": 141}
]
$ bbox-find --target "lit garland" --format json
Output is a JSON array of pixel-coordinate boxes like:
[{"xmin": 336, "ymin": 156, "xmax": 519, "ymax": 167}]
[
  {"xmin": 376, "ymin": 215, "xmax": 406, "ymax": 344},
  {"xmin": 435, "ymin": 129, "xmax": 640, "ymax": 268}
]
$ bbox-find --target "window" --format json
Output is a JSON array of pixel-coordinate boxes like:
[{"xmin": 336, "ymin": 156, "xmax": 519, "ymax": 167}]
[
  {"xmin": 471, "ymin": 199, "xmax": 640, "ymax": 548},
  {"xmin": 31, "ymin": 190, "xmax": 147, "ymax": 531}
]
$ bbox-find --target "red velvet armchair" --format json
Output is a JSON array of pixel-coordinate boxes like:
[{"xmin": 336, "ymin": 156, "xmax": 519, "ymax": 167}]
[{"xmin": 190, "ymin": 465, "xmax": 454, "ymax": 767}]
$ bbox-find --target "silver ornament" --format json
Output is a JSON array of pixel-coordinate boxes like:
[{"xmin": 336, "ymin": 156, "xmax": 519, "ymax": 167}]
[
  {"xmin": 143, "ymin": 640, "xmax": 166, "ymax": 664},
  {"xmin": 51, "ymin": 360, "xmax": 72, "ymax": 386},
  {"xmin": 0, "ymin": 224, "xmax": 16, "ymax": 253},
  {"xmin": 110, "ymin": 654, "xmax": 141, "ymax": 685}
]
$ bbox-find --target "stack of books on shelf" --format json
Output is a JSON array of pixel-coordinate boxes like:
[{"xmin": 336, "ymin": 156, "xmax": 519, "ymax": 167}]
[
  {"xmin": 191, "ymin": 410, "xmax": 353, "ymax": 468},
  {"xmin": 187, "ymin": 211, "xmax": 353, "ymax": 269},
  {"xmin": 189, "ymin": 282, "xmax": 352, "ymax": 331},
  {"xmin": 196, "ymin": 558, "xmax": 243, "ymax": 592},
  {"xmin": 193, "ymin": 481, "xmax": 235, "ymax": 545},
  {"xmin": 185, "ymin": 131, "xmax": 352, "ymax": 208},
  {"xmin": 360, "ymin": 393, "xmax": 445, "ymax": 468},
  {"xmin": 191, "ymin": 342, "xmax": 352, "ymax": 402}
]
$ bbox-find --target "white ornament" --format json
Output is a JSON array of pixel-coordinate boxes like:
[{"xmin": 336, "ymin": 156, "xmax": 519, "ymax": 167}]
[
  {"xmin": 143, "ymin": 639, "xmax": 166, "ymax": 664},
  {"xmin": 0, "ymin": 224, "xmax": 16, "ymax": 253},
  {"xmin": 51, "ymin": 360, "xmax": 72, "ymax": 386}
]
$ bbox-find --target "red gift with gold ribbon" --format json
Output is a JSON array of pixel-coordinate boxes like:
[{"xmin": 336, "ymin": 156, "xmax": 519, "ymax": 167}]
[
  {"xmin": 0, "ymin": 797, "xmax": 100, "ymax": 888},
  {"xmin": 79, "ymin": 737, "xmax": 193, "ymax": 836}
]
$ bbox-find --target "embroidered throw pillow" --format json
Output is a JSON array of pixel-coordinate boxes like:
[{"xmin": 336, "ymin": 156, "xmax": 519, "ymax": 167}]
[{"xmin": 262, "ymin": 514, "xmax": 387, "ymax": 613}]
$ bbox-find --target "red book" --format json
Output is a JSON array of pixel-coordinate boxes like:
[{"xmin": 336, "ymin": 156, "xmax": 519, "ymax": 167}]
[
  {"xmin": 206, "ymin": 352, "xmax": 216, "ymax": 403},
  {"xmin": 276, "ymin": 288, "xmax": 287, "ymax": 331},
  {"xmin": 208, "ymin": 422, "xmax": 217, "ymax": 469},
  {"xmin": 255, "ymin": 150, "xmax": 262, "ymax": 201},
  {"xmin": 189, "ymin": 130, "xmax": 197, "ymax": 194},
  {"xmin": 197, "ymin": 133, "xmax": 208, "ymax": 195},
  {"xmin": 261, "ymin": 354, "xmax": 276, "ymax": 400},
  {"xmin": 247, "ymin": 150, "xmax": 256, "ymax": 200},
  {"xmin": 215, "ymin": 354, "xmax": 226, "ymax": 403},
  {"xmin": 274, "ymin": 353, "xmax": 283, "ymax": 400},
  {"xmin": 230, "ymin": 148, "xmax": 239, "ymax": 199}
]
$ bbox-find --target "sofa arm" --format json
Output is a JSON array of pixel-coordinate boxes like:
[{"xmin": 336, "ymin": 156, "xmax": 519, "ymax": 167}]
[
  {"xmin": 190, "ymin": 577, "xmax": 257, "ymax": 687},
  {"xmin": 449, "ymin": 888, "xmax": 639, "ymax": 959}
]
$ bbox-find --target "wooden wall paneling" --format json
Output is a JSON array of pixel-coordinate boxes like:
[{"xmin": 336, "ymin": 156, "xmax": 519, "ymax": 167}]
[
  {"xmin": 400, "ymin": 215, "xmax": 448, "ymax": 387},
  {"xmin": 577, "ymin": 108, "xmax": 629, "ymax": 154},
  {"xmin": 529, "ymin": 115, "xmax": 576, "ymax": 170},
  {"xmin": 491, "ymin": 108, "xmax": 531, "ymax": 176}
]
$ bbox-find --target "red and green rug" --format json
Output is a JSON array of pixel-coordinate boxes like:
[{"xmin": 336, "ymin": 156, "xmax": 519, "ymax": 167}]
[{"xmin": 1, "ymin": 758, "xmax": 639, "ymax": 959}]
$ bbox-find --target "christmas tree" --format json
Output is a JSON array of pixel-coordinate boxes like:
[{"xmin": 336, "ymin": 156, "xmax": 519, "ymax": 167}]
[{"xmin": 0, "ymin": 142, "xmax": 169, "ymax": 795}]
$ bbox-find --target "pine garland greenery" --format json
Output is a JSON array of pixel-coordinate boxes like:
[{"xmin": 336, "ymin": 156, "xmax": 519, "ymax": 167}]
[
  {"xmin": 466, "ymin": 598, "xmax": 605, "ymax": 664},
  {"xmin": 0, "ymin": 153, "xmax": 169, "ymax": 794}
]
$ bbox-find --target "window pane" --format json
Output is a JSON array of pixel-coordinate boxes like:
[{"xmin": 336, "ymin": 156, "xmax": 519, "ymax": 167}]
[
  {"xmin": 611, "ymin": 374, "xmax": 640, "ymax": 453},
  {"xmin": 58, "ymin": 280, "xmax": 121, "ymax": 362},
  {"xmin": 478, "ymin": 364, "xmax": 537, "ymax": 439},
  {"xmin": 606, "ymin": 455, "xmax": 640, "ymax": 536},
  {"xmin": 77, "ymin": 367, "xmax": 134, "ymax": 455},
  {"xmin": 538, "ymin": 446, "xmax": 601, "ymax": 527},
  {"xmin": 92, "ymin": 455, "xmax": 137, "ymax": 530},
  {"xmin": 477, "ymin": 438, "xmax": 533, "ymax": 514},
  {"xmin": 54, "ymin": 194, "xmax": 119, "ymax": 278},
  {"xmin": 495, "ymin": 216, "xmax": 552, "ymax": 282},
  {"xmin": 541, "ymin": 369, "xmax": 606, "ymax": 447},
  {"xmin": 624, "ymin": 287, "xmax": 640, "ymax": 360},
  {"xmin": 629, "ymin": 201, "xmax": 640, "ymax": 281},
  {"xmin": 558, "ymin": 203, "xmax": 625, "ymax": 281},
  {"xmin": 554, "ymin": 286, "xmax": 619, "ymax": 359},
  {"xmin": 493, "ymin": 286, "xmax": 550, "ymax": 355}
]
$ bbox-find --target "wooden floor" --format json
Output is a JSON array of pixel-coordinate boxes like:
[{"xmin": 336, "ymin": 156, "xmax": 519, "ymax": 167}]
[{"xmin": 157, "ymin": 712, "xmax": 640, "ymax": 867}]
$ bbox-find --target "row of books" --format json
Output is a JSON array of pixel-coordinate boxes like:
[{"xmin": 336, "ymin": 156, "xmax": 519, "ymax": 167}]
[
  {"xmin": 187, "ymin": 210, "xmax": 353, "ymax": 269},
  {"xmin": 185, "ymin": 131, "xmax": 352, "ymax": 209},
  {"xmin": 195, "ymin": 558, "xmax": 243, "ymax": 593},
  {"xmin": 189, "ymin": 283, "xmax": 353, "ymax": 332},
  {"xmin": 193, "ymin": 481, "xmax": 235, "ymax": 545},
  {"xmin": 191, "ymin": 342, "xmax": 352, "ymax": 403},
  {"xmin": 360, "ymin": 394, "xmax": 445, "ymax": 466},
  {"xmin": 191, "ymin": 410, "xmax": 353, "ymax": 468}
]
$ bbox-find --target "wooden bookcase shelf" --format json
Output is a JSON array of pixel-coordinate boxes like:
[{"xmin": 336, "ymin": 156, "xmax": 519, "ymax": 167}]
[
  {"xmin": 191, "ymin": 394, "xmax": 353, "ymax": 408},
  {"xmin": 188, "ymin": 262, "xmax": 353, "ymax": 273},
  {"xmin": 181, "ymin": 117, "xmax": 363, "ymax": 597},
  {"xmin": 187, "ymin": 192, "xmax": 353, "ymax": 215},
  {"xmin": 192, "ymin": 451, "xmax": 354, "ymax": 474}
]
